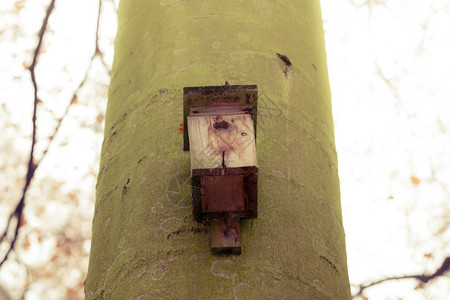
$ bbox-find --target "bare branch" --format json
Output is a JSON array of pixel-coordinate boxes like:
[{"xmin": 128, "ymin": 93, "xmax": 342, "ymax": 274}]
[
  {"xmin": 353, "ymin": 257, "xmax": 450, "ymax": 298},
  {"xmin": 0, "ymin": 0, "xmax": 111, "ymax": 267},
  {"xmin": 0, "ymin": 0, "xmax": 56, "ymax": 268},
  {"xmin": 94, "ymin": 0, "xmax": 111, "ymax": 75},
  {"xmin": 36, "ymin": 0, "xmax": 110, "ymax": 164}
]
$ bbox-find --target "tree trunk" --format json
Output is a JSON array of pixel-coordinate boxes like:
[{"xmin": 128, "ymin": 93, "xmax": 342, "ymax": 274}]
[{"xmin": 85, "ymin": 0, "xmax": 350, "ymax": 299}]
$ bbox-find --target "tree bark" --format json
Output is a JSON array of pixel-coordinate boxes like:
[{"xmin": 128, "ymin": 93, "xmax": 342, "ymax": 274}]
[{"xmin": 85, "ymin": 0, "xmax": 350, "ymax": 299}]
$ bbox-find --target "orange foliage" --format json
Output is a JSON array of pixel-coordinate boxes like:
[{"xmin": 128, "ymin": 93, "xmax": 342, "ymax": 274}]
[
  {"xmin": 15, "ymin": 0, "xmax": 25, "ymax": 12},
  {"xmin": 410, "ymin": 176, "xmax": 420, "ymax": 185},
  {"xmin": 415, "ymin": 283, "xmax": 424, "ymax": 290}
]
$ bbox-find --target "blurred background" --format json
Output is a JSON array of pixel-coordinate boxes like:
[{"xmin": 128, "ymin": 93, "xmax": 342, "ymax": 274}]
[{"xmin": 0, "ymin": 0, "xmax": 449, "ymax": 299}]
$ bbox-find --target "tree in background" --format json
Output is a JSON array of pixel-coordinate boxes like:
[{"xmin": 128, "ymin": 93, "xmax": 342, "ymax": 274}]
[{"xmin": 85, "ymin": 0, "xmax": 350, "ymax": 298}]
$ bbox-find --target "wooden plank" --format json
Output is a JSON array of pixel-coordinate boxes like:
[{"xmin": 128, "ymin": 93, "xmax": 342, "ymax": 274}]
[
  {"xmin": 187, "ymin": 113, "xmax": 257, "ymax": 170},
  {"xmin": 191, "ymin": 167, "xmax": 258, "ymax": 222},
  {"xmin": 200, "ymin": 175, "xmax": 246, "ymax": 213},
  {"xmin": 191, "ymin": 166, "xmax": 258, "ymax": 177},
  {"xmin": 183, "ymin": 85, "xmax": 258, "ymax": 151},
  {"xmin": 210, "ymin": 217, "xmax": 241, "ymax": 255}
]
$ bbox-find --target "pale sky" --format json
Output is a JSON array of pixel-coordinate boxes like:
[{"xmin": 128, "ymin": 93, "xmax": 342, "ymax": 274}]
[{"xmin": 322, "ymin": 0, "xmax": 450, "ymax": 298}]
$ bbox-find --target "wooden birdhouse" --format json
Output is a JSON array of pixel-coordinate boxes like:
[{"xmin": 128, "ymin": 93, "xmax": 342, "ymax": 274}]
[{"xmin": 184, "ymin": 85, "xmax": 258, "ymax": 255}]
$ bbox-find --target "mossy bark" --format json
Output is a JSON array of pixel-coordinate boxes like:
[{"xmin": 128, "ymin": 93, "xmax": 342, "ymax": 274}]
[{"xmin": 85, "ymin": 0, "xmax": 350, "ymax": 299}]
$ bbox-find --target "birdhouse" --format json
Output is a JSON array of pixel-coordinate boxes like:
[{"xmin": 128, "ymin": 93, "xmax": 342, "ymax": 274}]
[{"xmin": 184, "ymin": 85, "xmax": 258, "ymax": 255}]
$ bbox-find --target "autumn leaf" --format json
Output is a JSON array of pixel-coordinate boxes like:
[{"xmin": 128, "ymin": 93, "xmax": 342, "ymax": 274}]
[
  {"xmin": 38, "ymin": 46, "xmax": 46, "ymax": 55},
  {"xmin": 96, "ymin": 113, "xmax": 104, "ymax": 123},
  {"xmin": 20, "ymin": 214, "xmax": 27, "ymax": 226},
  {"xmin": 35, "ymin": 207, "xmax": 44, "ymax": 217},
  {"xmin": 22, "ymin": 236, "xmax": 30, "ymax": 249},
  {"xmin": 15, "ymin": 0, "xmax": 25, "ymax": 12},
  {"xmin": 410, "ymin": 176, "xmax": 420, "ymax": 185}
]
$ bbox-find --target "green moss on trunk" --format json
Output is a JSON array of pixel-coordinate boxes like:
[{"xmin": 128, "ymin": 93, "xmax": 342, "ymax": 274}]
[{"xmin": 86, "ymin": 0, "xmax": 350, "ymax": 299}]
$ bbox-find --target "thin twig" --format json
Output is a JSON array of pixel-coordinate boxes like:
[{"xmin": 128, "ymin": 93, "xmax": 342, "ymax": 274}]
[
  {"xmin": 0, "ymin": 0, "xmax": 56, "ymax": 267},
  {"xmin": 353, "ymin": 257, "xmax": 450, "ymax": 297},
  {"xmin": 37, "ymin": 0, "xmax": 109, "ymax": 164},
  {"xmin": 94, "ymin": 0, "xmax": 111, "ymax": 75},
  {"xmin": 0, "ymin": 0, "xmax": 110, "ymax": 267}
]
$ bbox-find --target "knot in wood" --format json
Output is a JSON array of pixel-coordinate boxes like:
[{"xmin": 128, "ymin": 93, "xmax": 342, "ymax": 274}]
[{"xmin": 213, "ymin": 120, "xmax": 229, "ymax": 130}]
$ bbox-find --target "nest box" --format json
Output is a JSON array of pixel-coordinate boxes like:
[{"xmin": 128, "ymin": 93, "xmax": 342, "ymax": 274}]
[{"xmin": 183, "ymin": 85, "xmax": 258, "ymax": 255}]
